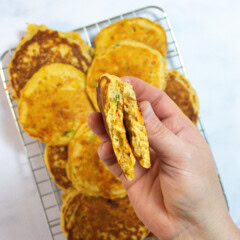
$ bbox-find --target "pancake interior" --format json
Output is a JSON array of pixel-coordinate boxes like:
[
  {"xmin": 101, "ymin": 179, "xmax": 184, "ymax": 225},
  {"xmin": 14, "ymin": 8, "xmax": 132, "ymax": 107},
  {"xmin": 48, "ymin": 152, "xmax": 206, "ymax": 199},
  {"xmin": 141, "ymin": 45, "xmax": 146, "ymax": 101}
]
[
  {"xmin": 97, "ymin": 74, "xmax": 136, "ymax": 180},
  {"xmin": 123, "ymin": 82, "xmax": 150, "ymax": 168}
]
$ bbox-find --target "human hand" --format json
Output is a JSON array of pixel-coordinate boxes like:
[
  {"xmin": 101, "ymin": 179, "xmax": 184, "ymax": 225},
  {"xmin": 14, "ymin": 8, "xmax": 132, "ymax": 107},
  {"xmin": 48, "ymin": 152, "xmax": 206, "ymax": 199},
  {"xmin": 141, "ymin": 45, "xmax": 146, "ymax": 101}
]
[{"xmin": 88, "ymin": 77, "xmax": 240, "ymax": 240}]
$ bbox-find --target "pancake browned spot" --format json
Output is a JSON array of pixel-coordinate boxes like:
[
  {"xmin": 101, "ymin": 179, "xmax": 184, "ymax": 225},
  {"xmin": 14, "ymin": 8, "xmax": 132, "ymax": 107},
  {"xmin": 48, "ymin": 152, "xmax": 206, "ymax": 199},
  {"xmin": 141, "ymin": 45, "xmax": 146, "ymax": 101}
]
[
  {"xmin": 61, "ymin": 190, "xmax": 149, "ymax": 240},
  {"xmin": 44, "ymin": 145, "xmax": 72, "ymax": 190},
  {"xmin": 165, "ymin": 69, "xmax": 199, "ymax": 124},
  {"xmin": 9, "ymin": 24, "xmax": 93, "ymax": 99}
]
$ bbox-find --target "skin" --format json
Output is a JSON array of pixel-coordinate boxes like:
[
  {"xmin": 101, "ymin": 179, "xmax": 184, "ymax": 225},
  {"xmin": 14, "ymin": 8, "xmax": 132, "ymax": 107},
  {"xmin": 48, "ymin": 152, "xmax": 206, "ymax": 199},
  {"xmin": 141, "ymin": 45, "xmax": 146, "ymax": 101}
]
[{"xmin": 88, "ymin": 77, "xmax": 240, "ymax": 240}]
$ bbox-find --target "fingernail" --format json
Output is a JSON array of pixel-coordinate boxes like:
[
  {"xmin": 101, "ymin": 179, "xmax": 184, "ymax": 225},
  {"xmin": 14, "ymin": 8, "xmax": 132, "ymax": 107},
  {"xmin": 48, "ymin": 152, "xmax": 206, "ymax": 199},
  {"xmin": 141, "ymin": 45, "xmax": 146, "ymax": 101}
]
[{"xmin": 141, "ymin": 102, "xmax": 154, "ymax": 122}]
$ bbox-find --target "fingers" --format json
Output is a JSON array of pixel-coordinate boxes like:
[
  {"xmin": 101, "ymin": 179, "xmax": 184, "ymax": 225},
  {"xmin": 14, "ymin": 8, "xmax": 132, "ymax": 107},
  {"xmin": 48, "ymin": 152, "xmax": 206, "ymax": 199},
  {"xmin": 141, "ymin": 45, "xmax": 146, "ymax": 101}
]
[
  {"xmin": 97, "ymin": 140, "xmax": 157, "ymax": 190},
  {"xmin": 88, "ymin": 112, "xmax": 109, "ymax": 141},
  {"xmin": 140, "ymin": 101, "xmax": 183, "ymax": 157},
  {"xmin": 121, "ymin": 76, "xmax": 195, "ymax": 136},
  {"xmin": 121, "ymin": 76, "xmax": 191, "ymax": 120},
  {"xmin": 98, "ymin": 141, "xmax": 123, "ymax": 178}
]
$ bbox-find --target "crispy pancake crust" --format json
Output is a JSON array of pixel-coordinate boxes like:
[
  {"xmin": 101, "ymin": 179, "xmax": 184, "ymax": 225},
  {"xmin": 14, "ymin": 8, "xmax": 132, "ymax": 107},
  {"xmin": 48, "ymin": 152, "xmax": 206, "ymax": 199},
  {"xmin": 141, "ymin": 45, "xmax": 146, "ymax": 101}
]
[
  {"xmin": 97, "ymin": 74, "xmax": 136, "ymax": 180},
  {"xmin": 9, "ymin": 24, "xmax": 93, "ymax": 99},
  {"xmin": 18, "ymin": 63, "xmax": 93, "ymax": 145},
  {"xmin": 87, "ymin": 40, "xmax": 166, "ymax": 110},
  {"xmin": 61, "ymin": 190, "xmax": 149, "ymax": 240},
  {"xmin": 44, "ymin": 145, "xmax": 72, "ymax": 190},
  {"xmin": 95, "ymin": 17, "xmax": 167, "ymax": 58},
  {"xmin": 66, "ymin": 122, "xmax": 126, "ymax": 199},
  {"xmin": 165, "ymin": 69, "xmax": 199, "ymax": 124}
]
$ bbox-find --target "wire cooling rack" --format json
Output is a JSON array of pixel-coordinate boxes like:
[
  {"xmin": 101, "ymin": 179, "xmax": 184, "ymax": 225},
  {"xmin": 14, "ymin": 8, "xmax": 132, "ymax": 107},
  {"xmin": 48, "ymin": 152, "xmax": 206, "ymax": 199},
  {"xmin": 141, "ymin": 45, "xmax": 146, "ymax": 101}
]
[{"xmin": 0, "ymin": 5, "xmax": 227, "ymax": 240}]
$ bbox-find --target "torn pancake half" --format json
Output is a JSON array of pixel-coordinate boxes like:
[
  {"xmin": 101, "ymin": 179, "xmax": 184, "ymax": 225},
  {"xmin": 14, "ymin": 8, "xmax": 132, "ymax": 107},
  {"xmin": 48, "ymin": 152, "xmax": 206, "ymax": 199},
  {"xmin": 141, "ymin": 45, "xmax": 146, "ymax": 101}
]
[{"xmin": 97, "ymin": 74, "xmax": 150, "ymax": 180}]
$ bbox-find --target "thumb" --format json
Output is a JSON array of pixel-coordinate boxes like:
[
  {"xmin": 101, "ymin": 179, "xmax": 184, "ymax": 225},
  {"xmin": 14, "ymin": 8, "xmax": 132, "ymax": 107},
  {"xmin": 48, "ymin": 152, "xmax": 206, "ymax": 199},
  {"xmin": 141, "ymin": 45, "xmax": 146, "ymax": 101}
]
[{"xmin": 140, "ymin": 101, "xmax": 180, "ymax": 157}]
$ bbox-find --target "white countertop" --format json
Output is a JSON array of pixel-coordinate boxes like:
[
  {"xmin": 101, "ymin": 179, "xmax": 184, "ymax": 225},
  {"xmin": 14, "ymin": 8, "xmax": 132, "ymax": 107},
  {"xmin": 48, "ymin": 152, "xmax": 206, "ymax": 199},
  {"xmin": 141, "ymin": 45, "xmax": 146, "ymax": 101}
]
[{"xmin": 0, "ymin": 0, "xmax": 240, "ymax": 239}]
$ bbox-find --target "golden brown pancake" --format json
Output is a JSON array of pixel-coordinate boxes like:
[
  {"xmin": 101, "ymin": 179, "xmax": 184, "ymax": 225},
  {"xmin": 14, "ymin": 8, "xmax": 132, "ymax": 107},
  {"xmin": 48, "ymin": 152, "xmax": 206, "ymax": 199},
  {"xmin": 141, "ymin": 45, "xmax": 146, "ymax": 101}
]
[
  {"xmin": 18, "ymin": 63, "xmax": 93, "ymax": 145},
  {"xmin": 44, "ymin": 145, "xmax": 72, "ymax": 190},
  {"xmin": 97, "ymin": 74, "xmax": 150, "ymax": 180},
  {"xmin": 165, "ymin": 69, "xmax": 199, "ymax": 124},
  {"xmin": 95, "ymin": 17, "xmax": 167, "ymax": 58},
  {"xmin": 66, "ymin": 122, "xmax": 126, "ymax": 199},
  {"xmin": 87, "ymin": 40, "xmax": 166, "ymax": 110},
  {"xmin": 61, "ymin": 190, "xmax": 149, "ymax": 240},
  {"xmin": 9, "ymin": 24, "xmax": 93, "ymax": 99}
]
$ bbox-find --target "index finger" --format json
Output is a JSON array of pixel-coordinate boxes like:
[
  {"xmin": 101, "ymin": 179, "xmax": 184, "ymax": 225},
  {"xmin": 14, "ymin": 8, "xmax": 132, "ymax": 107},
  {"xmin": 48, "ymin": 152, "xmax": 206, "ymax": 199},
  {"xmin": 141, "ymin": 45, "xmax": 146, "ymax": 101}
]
[{"xmin": 121, "ymin": 76, "xmax": 183, "ymax": 121}]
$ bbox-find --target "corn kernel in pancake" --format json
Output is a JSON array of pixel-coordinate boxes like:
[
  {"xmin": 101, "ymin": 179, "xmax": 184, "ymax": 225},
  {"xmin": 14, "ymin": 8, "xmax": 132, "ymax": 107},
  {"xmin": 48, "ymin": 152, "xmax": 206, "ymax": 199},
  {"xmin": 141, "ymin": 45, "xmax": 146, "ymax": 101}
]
[
  {"xmin": 44, "ymin": 145, "xmax": 72, "ymax": 190},
  {"xmin": 61, "ymin": 190, "xmax": 149, "ymax": 240},
  {"xmin": 9, "ymin": 24, "xmax": 93, "ymax": 99},
  {"xmin": 87, "ymin": 40, "xmax": 166, "ymax": 110},
  {"xmin": 165, "ymin": 69, "xmax": 199, "ymax": 124},
  {"xmin": 95, "ymin": 17, "xmax": 167, "ymax": 57},
  {"xmin": 18, "ymin": 63, "xmax": 93, "ymax": 145},
  {"xmin": 66, "ymin": 122, "xmax": 126, "ymax": 199}
]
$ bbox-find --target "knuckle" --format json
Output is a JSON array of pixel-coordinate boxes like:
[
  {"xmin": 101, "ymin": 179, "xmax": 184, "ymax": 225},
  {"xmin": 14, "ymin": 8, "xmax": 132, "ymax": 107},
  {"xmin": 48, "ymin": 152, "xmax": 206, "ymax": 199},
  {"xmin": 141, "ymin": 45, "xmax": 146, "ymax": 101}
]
[{"xmin": 146, "ymin": 117, "xmax": 168, "ymax": 140}]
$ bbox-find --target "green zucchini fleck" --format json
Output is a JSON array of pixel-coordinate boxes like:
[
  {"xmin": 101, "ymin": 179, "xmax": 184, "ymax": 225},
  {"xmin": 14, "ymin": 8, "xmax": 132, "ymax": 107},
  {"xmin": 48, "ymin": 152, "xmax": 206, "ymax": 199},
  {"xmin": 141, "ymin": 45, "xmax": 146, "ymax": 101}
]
[{"xmin": 89, "ymin": 133, "xmax": 95, "ymax": 143}]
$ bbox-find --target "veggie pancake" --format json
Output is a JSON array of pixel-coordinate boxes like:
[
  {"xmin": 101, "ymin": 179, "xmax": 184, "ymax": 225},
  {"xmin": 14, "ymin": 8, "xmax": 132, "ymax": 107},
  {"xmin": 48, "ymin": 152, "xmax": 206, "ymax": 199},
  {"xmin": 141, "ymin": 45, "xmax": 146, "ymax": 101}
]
[
  {"xmin": 95, "ymin": 17, "xmax": 167, "ymax": 58},
  {"xmin": 66, "ymin": 122, "xmax": 126, "ymax": 199},
  {"xmin": 87, "ymin": 40, "xmax": 166, "ymax": 110},
  {"xmin": 9, "ymin": 24, "xmax": 93, "ymax": 99},
  {"xmin": 18, "ymin": 63, "xmax": 93, "ymax": 145}
]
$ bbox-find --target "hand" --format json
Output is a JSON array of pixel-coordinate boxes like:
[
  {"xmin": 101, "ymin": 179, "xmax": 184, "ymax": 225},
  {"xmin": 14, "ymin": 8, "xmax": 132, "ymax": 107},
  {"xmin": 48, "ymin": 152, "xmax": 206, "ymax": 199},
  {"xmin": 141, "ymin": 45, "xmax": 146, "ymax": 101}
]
[{"xmin": 88, "ymin": 77, "xmax": 240, "ymax": 240}]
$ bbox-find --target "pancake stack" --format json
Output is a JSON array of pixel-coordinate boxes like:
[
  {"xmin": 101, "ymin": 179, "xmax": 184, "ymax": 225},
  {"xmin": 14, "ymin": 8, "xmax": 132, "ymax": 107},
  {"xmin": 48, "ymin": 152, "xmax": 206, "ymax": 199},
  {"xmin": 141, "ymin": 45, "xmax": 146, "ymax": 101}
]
[{"xmin": 9, "ymin": 17, "xmax": 200, "ymax": 240}]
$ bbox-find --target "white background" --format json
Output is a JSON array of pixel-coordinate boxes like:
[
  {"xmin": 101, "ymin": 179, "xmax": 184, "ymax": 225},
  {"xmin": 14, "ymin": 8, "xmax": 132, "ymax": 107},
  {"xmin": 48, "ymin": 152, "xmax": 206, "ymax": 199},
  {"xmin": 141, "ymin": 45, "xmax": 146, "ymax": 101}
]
[{"xmin": 0, "ymin": 0, "xmax": 240, "ymax": 239}]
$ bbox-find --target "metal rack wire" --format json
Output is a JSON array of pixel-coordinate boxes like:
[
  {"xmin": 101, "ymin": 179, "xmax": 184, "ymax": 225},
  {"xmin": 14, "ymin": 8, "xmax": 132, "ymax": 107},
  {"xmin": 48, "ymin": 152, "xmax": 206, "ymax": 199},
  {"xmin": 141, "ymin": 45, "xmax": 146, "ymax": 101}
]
[{"xmin": 0, "ymin": 5, "xmax": 216, "ymax": 240}]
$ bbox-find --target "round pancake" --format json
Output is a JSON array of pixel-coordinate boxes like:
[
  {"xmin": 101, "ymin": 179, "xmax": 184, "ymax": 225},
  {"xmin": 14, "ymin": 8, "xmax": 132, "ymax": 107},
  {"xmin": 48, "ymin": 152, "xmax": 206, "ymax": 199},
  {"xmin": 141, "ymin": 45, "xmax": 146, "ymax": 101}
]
[
  {"xmin": 9, "ymin": 24, "xmax": 94, "ymax": 99},
  {"xmin": 87, "ymin": 40, "xmax": 166, "ymax": 110},
  {"xmin": 61, "ymin": 190, "xmax": 149, "ymax": 240},
  {"xmin": 165, "ymin": 69, "xmax": 199, "ymax": 124},
  {"xmin": 44, "ymin": 145, "xmax": 72, "ymax": 190},
  {"xmin": 66, "ymin": 122, "xmax": 126, "ymax": 199},
  {"xmin": 18, "ymin": 63, "xmax": 93, "ymax": 145},
  {"xmin": 95, "ymin": 17, "xmax": 167, "ymax": 58}
]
